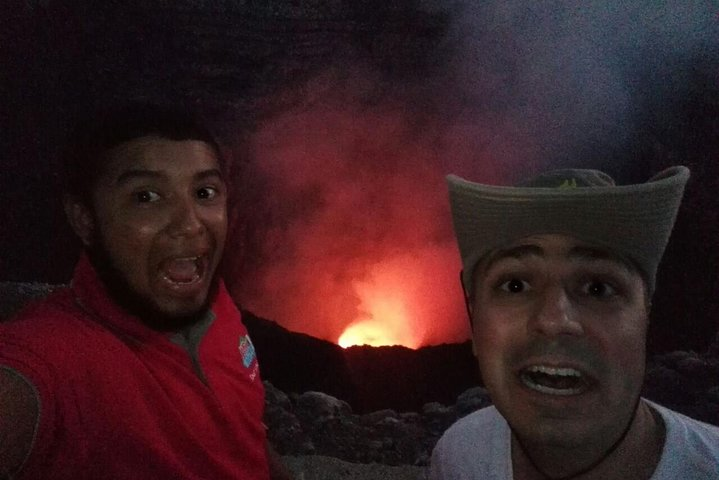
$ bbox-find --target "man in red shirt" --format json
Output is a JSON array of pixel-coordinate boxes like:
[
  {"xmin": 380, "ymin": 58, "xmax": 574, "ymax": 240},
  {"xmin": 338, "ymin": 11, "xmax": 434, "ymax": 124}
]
[{"xmin": 0, "ymin": 104, "xmax": 291, "ymax": 479}]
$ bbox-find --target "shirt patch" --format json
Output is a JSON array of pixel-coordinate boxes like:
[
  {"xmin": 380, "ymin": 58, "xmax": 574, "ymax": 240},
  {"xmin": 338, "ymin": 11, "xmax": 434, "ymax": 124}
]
[{"xmin": 238, "ymin": 335, "xmax": 257, "ymax": 369}]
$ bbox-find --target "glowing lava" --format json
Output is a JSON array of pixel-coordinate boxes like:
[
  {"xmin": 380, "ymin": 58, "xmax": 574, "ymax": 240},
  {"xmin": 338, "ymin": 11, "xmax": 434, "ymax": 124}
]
[
  {"xmin": 338, "ymin": 294, "xmax": 408, "ymax": 347},
  {"xmin": 338, "ymin": 321, "xmax": 396, "ymax": 348},
  {"xmin": 338, "ymin": 262, "xmax": 423, "ymax": 349}
]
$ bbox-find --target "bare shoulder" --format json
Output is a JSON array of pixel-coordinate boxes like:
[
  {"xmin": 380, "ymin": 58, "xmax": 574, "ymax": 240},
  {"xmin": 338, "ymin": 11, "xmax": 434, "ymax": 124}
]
[{"xmin": 0, "ymin": 366, "xmax": 40, "ymax": 479}]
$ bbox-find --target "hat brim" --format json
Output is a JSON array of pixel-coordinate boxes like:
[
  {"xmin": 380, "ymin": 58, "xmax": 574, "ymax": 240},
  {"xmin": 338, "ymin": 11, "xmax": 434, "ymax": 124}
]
[{"xmin": 447, "ymin": 166, "xmax": 690, "ymax": 294}]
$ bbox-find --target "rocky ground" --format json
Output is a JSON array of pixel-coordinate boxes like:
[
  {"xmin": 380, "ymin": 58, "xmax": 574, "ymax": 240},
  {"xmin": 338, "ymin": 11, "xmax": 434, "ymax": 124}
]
[
  {"xmin": 264, "ymin": 382, "xmax": 491, "ymax": 467},
  {"xmin": 268, "ymin": 383, "xmax": 489, "ymax": 479},
  {"xmin": 282, "ymin": 455, "xmax": 427, "ymax": 480}
]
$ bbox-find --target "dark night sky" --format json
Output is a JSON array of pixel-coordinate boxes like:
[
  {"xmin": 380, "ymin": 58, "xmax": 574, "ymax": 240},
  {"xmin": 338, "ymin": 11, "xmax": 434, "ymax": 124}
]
[{"xmin": 1, "ymin": 1, "xmax": 718, "ymax": 352}]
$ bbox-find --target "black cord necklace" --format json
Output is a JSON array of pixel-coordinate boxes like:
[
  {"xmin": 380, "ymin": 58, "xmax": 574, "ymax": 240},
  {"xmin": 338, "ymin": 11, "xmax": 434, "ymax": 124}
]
[{"xmin": 513, "ymin": 396, "xmax": 641, "ymax": 480}]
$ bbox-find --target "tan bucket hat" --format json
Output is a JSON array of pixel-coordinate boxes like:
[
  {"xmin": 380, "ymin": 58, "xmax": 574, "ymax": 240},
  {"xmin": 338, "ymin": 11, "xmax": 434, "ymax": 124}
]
[{"xmin": 447, "ymin": 166, "xmax": 690, "ymax": 295}]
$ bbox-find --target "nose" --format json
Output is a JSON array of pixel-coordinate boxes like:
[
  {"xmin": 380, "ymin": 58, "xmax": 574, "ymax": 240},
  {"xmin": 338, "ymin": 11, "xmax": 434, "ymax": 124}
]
[
  {"xmin": 528, "ymin": 286, "xmax": 584, "ymax": 337},
  {"xmin": 168, "ymin": 196, "xmax": 205, "ymax": 238}
]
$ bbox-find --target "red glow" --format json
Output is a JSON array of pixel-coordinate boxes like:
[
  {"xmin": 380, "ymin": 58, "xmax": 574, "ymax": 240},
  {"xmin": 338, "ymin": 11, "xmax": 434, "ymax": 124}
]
[
  {"xmin": 339, "ymin": 269, "xmax": 418, "ymax": 348},
  {"xmin": 339, "ymin": 322, "xmax": 399, "ymax": 348},
  {"xmin": 232, "ymin": 72, "xmax": 520, "ymax": 348}
]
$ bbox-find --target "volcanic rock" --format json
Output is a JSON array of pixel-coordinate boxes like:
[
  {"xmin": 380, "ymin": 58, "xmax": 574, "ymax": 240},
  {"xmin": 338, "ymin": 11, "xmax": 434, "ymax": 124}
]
[
  {"xmin": 281, "ymin": 455, "xmax": 427, "ymax": 480},
  {"xmin": 264, "ymin": 380, "xmax": 490, "ymax": 467}
]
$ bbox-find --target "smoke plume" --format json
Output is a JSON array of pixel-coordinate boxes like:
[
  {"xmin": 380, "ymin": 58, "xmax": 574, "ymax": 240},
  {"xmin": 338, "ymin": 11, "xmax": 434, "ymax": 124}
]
[{"xmin": 230, "ymin": 1, "xmax": 718, "ymax": 347}]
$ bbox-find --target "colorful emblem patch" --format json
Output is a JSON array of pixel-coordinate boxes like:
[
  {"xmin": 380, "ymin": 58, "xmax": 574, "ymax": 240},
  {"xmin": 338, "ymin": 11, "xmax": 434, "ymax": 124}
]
[{"xmin": 238, "ymin": 335, "xmax": 256, "ymax": 368}]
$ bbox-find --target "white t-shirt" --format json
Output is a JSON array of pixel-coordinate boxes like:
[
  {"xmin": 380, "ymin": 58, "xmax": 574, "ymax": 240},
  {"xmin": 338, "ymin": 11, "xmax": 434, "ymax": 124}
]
[{"xmin": 430, "ymin": 399, "xmax": 719, "ymax": 479}]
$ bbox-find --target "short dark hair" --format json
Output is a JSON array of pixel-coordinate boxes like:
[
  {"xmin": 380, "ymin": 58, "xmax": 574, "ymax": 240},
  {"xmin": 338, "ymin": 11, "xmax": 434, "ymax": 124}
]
[{"xmin": 62, "ymin": 103, "xmax": 224, "ymax": 202}]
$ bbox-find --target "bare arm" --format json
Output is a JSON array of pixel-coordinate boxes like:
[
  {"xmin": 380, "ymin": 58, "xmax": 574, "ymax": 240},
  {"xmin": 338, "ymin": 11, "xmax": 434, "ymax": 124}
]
[{"xmin": 0, "ymin": 367, "xmax": 39, "ymax": 479}]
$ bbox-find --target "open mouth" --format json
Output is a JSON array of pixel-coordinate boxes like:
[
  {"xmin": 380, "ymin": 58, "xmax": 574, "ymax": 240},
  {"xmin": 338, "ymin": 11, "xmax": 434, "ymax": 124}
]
[
  {"xmin": 159, "ymin": 256, "xmax": 205, "ymax": 286},
  {"xmin": 519, "ymin": 365, "xmax": 590, "ymax": 396}
]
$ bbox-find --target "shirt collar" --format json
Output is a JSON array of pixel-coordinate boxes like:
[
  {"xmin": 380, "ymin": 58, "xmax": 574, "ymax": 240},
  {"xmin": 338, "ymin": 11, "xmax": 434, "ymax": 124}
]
[{"xmin": 70, "ymin": 253, "xmax": 224, "ymax": 342}]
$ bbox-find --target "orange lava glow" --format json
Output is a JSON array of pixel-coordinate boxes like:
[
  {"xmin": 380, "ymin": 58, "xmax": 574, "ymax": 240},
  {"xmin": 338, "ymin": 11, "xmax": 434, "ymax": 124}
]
[
  {"xmin": 337, "ymin": 262, "xmax": 424, "ymax": 349},
  {"xmin": 338, "ymin": 293, "xmax": 409, "ymax": 347},
  {"xmin": 239, "ymin": 95, "xmax": 485, "ymax": 348},
  {"xmin": 338, "ymin": 321, "xmax": 397, "ymax": 348}
]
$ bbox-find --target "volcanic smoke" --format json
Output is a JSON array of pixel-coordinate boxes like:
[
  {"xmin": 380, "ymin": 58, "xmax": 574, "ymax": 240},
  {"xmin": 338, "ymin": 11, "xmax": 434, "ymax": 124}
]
[
  {"xmin": 229, "ymin": 1, "xmax": 717, "ymax": 348},
  {"xmin": 234, "ymin": 84, "xmax": 486, "ymax": 348}
]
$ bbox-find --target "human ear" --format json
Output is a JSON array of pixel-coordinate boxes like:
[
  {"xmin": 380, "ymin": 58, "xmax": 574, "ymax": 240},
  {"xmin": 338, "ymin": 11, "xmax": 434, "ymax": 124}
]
[{"xmin": 63, "ymin": 195, "xmax": 95, "ymax": 247}]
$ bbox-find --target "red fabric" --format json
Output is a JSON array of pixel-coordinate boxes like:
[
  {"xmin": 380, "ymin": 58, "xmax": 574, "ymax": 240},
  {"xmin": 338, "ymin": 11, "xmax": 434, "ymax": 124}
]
[{"xmin": 0, "ymin": 255, "xmax": 269, "ymax": 480}]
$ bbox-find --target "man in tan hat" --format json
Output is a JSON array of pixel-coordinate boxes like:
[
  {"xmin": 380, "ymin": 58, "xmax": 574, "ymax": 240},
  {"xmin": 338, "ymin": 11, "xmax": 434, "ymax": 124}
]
[{"xmin": 431, "ymin": 166, "xmax": 719, "ymax": 479}]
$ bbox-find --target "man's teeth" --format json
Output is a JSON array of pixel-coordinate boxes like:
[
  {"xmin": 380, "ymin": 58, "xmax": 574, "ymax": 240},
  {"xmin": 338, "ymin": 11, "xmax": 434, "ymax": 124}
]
[
  {"xmin": 521, "ymin": 365, "xmax": 586, "ymax": 396},
  {"xmin": 526, "ymin": 365, "xmax": 582, "ymax": 377},
  {"xmin": 162, "ymin": 256, "xmax": 202, "ymax": 284}
]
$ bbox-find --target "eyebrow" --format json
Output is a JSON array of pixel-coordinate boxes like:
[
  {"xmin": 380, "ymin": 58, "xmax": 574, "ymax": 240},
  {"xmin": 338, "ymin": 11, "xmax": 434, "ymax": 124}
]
[
  {"xmin": 115, "ymin": 168, "xmax": 224, "ymax": 185},
  {"xmin": 481, "ymin": 243, "xmax": 634, "ymax": 272},
  {"xmin": 115, "ymin": 169, "xmax": 161, "ymax": 185},
  {"xmin": 480, "ymin": 244, "xmax": 544, "ymax": 273},
  {"xmin": 568, "ymin": 245, "xmax": 616, "ymax": 262},
  {"xmin": 568, "ymin": 245, "xmax": 638, "ymax": 273},
  {"xmin": 475, "ymin": 244, "xmax": 544, "ymax": 274},
  {"xmin": 194, "ymin": 168, "xmax": 224, "ymax": 182}
]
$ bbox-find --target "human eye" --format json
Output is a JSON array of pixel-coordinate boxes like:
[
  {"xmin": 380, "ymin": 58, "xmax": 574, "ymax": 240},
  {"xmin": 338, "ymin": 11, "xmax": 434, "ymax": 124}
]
[
  {"xmin": 497, "ymin": 277, "xmax": 531, "ymax": 294},
  {"xmin": 196, "ymin": 185, "xmax": 221, "ymax": 201},
  {"xmin": 134, "ymin": 190, "xmax": 160, "ymax": 203},
  {"xmin": 579, "ymin": 279, "xmax": 618, "ymax": 299}
]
